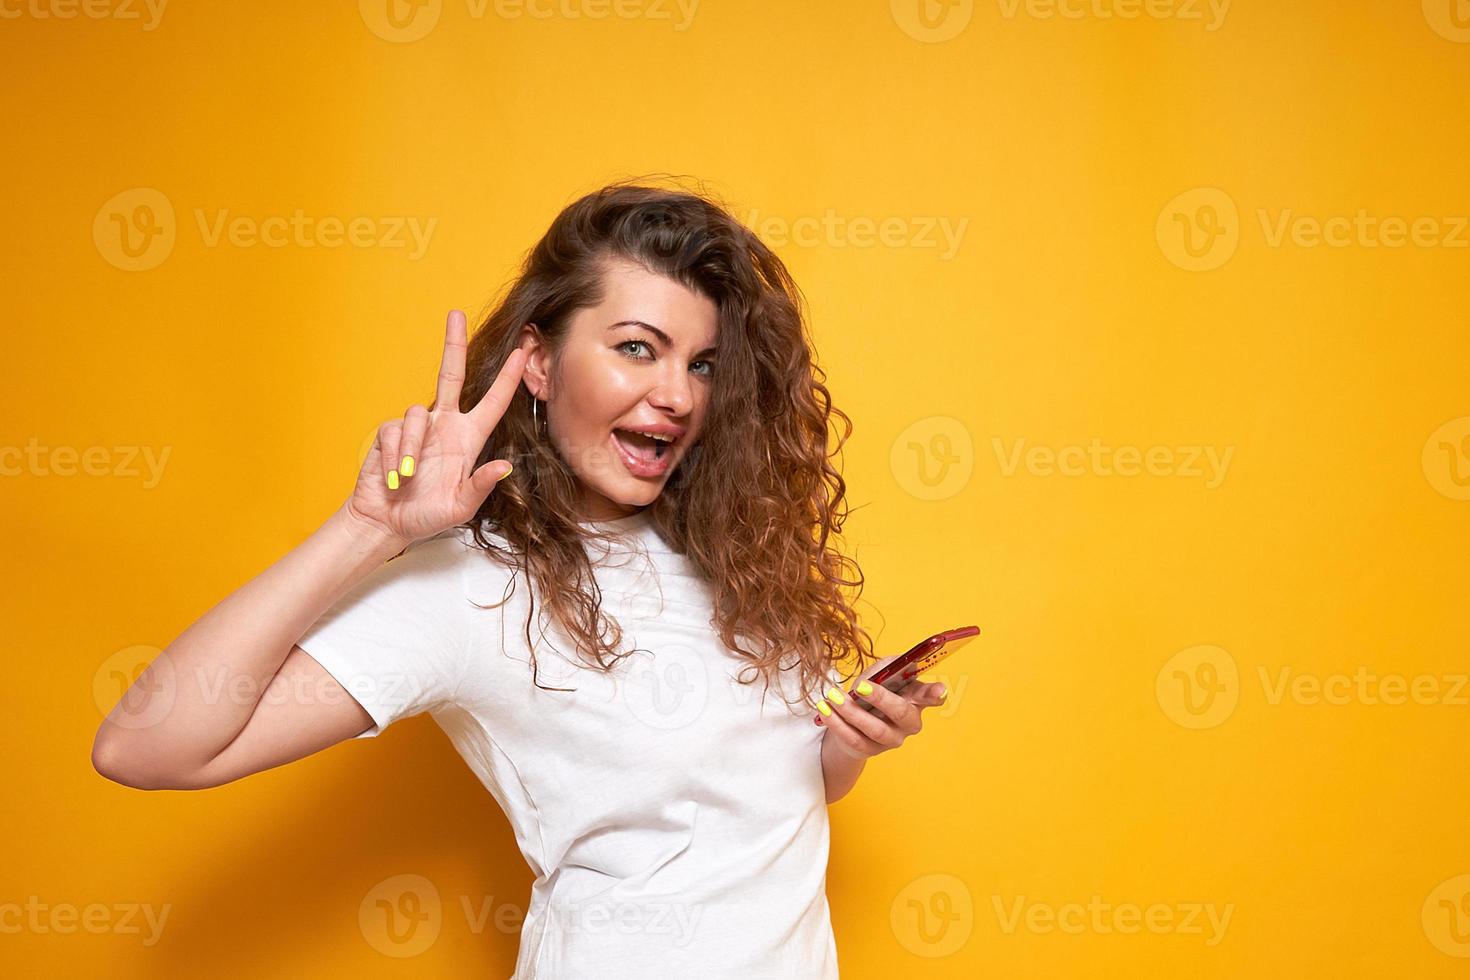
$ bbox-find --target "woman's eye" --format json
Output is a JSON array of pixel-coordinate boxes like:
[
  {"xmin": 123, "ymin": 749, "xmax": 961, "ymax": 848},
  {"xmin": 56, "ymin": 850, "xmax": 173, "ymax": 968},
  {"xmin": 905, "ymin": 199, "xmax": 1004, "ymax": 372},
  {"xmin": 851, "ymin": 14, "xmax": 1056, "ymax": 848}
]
[{"xmin": 616, "ymin": 340, "xmax": 712, "ymax": 377}]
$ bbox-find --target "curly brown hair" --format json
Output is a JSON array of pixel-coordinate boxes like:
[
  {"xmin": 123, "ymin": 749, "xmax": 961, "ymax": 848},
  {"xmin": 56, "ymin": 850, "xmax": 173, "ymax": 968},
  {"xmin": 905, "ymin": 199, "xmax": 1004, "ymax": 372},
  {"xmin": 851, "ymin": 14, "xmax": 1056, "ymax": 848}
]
[{"xmin": 455, "ymin": 178, "xmax": 875, "ymax": 707}]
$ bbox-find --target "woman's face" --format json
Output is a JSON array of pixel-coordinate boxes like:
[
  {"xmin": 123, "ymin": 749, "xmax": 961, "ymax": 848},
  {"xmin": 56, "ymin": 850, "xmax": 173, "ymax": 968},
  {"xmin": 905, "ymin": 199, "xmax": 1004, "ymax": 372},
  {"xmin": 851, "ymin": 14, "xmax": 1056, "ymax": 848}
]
[{"xmin": 519, "ymin": 257, "xmax": 719, "ymax": 522}]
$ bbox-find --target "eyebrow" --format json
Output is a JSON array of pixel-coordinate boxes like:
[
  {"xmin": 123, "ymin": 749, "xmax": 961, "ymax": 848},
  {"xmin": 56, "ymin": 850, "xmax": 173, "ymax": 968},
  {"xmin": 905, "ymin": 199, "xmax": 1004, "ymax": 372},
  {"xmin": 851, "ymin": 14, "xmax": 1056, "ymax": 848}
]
[{"xmin": 608, "ymin": 320, "xmax": 717, "ymax": 358}]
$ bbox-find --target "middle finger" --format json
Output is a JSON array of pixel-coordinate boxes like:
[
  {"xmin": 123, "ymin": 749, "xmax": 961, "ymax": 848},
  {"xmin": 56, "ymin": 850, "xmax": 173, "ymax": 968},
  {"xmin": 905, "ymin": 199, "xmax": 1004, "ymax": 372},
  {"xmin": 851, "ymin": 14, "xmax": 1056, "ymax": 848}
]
[
  {"xmin": 849, "ymin": 680, "xmax": 921, "ymax": 735},
  {"xmin": 434, "ymin": 309, "xmax": 469, "ymax": 412}
]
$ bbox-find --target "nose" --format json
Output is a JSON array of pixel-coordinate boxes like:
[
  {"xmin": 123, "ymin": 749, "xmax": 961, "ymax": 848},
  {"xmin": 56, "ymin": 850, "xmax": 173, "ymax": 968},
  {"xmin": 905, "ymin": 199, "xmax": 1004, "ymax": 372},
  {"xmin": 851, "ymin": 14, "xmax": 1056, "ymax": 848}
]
[{"xmin": 646, "ymin": 363, "xmax": 694, "ymax": 417}]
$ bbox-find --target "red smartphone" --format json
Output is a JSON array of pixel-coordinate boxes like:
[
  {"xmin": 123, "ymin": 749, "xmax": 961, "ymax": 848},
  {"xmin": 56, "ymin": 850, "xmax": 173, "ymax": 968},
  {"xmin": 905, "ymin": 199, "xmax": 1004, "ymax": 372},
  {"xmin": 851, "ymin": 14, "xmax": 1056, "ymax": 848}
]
[{"xmin": 857, "ymin": 625, "xmax": 980, "ymax": 713}]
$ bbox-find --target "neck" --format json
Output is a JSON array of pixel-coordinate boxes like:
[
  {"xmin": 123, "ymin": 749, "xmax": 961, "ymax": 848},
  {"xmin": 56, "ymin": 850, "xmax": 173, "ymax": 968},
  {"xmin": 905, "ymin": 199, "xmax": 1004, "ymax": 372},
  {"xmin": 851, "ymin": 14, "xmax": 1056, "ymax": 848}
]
[{"xmin": 576, "ymin": 491, "xmax": 646, "ymax": 524}]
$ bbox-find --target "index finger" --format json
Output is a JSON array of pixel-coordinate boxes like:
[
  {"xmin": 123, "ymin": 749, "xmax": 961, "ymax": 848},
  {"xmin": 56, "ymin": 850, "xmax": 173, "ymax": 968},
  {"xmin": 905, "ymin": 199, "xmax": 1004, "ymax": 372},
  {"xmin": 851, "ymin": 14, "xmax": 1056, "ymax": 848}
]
[
  {"xmin": 466, "ymin": 347, "xmax": 529, "ymax": 436},
  {"xmin": 434, "ymin": 310, "xmax": 469, "ymax": 412}
]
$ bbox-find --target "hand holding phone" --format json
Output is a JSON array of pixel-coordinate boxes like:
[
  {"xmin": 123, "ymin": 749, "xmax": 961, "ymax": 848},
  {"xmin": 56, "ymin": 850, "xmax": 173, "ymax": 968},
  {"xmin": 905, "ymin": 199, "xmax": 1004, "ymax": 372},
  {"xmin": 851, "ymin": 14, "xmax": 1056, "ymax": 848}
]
[{"xmin": 856, "ymin": 625, "xmax": 980, "ymax": 714}]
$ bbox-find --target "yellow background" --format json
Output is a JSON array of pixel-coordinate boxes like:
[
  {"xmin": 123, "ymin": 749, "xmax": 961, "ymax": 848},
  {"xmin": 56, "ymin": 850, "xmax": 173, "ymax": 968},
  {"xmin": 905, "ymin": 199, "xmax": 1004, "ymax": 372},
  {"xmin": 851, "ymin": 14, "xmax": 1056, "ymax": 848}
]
[{"xmin": 4, "ymin": 0, "xmax": 1468, "ymax": 975}]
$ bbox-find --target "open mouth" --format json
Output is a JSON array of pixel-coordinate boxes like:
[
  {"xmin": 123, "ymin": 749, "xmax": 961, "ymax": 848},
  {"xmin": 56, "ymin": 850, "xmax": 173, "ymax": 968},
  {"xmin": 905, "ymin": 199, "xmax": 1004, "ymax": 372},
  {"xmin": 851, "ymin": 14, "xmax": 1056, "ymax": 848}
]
[
  {"xmin": 613, "ymin": 428, "xmax": 675, "ymax": 460},
  {"xmin": 610, "ymin": 428, "xmax": 680, "ymax": 477}
]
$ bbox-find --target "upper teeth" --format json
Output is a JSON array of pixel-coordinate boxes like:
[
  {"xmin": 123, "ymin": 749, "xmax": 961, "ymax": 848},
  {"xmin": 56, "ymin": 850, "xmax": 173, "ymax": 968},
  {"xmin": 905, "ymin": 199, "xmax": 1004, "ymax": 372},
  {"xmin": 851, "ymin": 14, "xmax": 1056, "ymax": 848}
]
[{"xmin": 631, "ymin": 430, "xmax": 675, "ymax": 443}]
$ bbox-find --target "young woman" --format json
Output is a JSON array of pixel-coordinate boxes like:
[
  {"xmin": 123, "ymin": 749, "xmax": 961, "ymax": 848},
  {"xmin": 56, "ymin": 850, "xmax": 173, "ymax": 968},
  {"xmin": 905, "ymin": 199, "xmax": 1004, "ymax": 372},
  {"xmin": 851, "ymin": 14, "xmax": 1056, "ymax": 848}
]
[{"xmin": 92, "ymin": 182, "xmax": 950, "ymax": 977}]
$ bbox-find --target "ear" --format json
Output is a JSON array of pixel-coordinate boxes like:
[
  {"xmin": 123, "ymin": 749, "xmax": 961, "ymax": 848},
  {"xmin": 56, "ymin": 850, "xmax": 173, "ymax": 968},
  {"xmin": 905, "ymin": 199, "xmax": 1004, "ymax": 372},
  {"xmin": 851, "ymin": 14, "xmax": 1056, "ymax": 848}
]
[{"xmin": 515, "ymin": 322, "xmax": 552, "ymax": 400}]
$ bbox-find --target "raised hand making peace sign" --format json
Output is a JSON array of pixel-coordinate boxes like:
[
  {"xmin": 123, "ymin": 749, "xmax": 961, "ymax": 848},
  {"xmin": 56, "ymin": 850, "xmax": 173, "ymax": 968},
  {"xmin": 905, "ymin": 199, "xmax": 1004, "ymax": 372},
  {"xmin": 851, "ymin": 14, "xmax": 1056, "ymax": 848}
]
[{"xmin": 341, "ymin": 309, "xmax": 526, "ymax": 551}]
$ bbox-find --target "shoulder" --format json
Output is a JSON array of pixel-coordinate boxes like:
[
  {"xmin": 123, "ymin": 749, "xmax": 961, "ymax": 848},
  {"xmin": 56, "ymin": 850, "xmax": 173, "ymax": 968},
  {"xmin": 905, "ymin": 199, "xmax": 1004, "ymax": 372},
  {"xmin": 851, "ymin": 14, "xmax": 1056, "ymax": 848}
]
[
  {"xmin": 400, "ymin": 524, "xmax": 516, "ymax": 561},
  {"xmin": 389, "ymin": 526, "xmax": 478, "ymax": 572},
  {"xmin": 383, "ymin": 526, "xmax": 520, "ymax": 603},
  {"xmin": 437, "ymin": 525, "xmax": 523, "ymax": 604}
]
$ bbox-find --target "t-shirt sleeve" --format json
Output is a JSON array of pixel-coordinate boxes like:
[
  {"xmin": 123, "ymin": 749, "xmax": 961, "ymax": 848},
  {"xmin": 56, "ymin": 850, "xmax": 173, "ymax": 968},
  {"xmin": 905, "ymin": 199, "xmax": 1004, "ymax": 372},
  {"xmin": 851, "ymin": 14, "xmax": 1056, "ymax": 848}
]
[{"xmin": 295, "ymin": 529, "xmax": 475, "ymax": 739}]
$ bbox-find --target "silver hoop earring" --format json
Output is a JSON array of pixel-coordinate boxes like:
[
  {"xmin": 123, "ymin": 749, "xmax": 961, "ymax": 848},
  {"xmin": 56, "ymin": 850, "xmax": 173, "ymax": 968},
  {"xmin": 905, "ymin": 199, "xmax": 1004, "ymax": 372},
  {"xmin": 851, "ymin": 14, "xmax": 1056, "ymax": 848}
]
[{"xmin": 532, "ymin": 397, "xmax": 545, "ymax": 435}]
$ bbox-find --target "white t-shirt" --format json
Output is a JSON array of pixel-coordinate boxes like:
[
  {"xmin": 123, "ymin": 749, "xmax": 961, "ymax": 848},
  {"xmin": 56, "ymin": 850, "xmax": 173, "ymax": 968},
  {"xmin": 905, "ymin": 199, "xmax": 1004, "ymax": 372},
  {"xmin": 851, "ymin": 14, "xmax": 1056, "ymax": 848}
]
[{"xmin": 296, "ymin": 509, "xmax": 844, "ymax": 979}]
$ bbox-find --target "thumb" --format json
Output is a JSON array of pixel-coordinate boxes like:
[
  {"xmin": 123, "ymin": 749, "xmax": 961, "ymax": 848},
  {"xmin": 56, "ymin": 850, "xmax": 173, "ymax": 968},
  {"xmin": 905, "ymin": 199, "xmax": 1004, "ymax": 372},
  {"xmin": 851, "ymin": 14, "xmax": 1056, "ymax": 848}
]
[{"xmin": 910, "ymin": 680, "xmax": 949, "ymax": 707}]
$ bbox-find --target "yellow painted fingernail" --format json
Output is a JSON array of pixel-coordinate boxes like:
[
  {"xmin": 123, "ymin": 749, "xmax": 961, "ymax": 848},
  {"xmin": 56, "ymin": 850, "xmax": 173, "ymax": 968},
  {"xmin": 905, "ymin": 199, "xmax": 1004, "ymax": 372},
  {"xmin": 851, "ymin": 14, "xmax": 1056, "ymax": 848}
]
[
  {"xmin": 400, "ymin": 455, "xmax": 414, "ymax": 477},
  {"xmin": 856, "ymin": 680, "xmax": 873, "ymax": 697},
  {"xmin": 825, "ymin": 686, "xmax": 845, "ymax": 706},
  {"xmin": 498, "ymin": 464, "xmax": 514, "ymax": 482},
  {"xmin": 386, "ymin": 469, "xmax": 399, "ymax": 490},
  {"xmin": 816, "ymin": 700, "xmax": 833, "ymax": 717}
]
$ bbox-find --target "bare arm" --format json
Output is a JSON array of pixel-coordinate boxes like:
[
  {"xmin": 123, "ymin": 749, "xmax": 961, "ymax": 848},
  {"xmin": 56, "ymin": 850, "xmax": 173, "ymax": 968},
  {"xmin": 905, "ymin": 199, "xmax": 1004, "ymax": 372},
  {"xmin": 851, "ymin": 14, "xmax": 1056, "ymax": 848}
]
[
  {"xmin": 815, "ymin": 673, "xmax": 948, "ymax": 805},
  {"xmin": 90, "ymin": 506, "xmax": 407, "ymax": 790},
  {"xmin": 821, "ymin": 732, "xmax": 868, "ymax": 804},
  {"xmin": 91, "ymin": 309, "xmax": 527, "ymax": 791}
]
